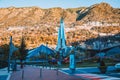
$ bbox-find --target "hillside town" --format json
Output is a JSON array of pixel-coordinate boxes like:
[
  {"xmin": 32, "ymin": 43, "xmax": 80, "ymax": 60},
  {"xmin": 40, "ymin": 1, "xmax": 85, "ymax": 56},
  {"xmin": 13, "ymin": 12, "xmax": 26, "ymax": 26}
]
[{"xmin": 0, "ymin": 2, "xmax": 120, "ymax": 80}]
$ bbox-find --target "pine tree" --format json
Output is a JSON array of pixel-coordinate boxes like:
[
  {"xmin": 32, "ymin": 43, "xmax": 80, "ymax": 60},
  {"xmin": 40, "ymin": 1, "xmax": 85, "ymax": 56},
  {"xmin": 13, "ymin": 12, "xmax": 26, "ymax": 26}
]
[{"xmin": 19, "ymin": 36, "xmax": 27, "ymax": 68}]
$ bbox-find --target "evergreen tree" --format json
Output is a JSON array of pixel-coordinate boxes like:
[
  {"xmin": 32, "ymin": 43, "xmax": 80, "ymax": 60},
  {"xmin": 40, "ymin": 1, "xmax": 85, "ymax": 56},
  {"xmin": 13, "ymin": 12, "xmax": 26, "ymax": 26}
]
[{"xmin": 19, "ymin": 36, "xmax": 27, "ymax": 68}]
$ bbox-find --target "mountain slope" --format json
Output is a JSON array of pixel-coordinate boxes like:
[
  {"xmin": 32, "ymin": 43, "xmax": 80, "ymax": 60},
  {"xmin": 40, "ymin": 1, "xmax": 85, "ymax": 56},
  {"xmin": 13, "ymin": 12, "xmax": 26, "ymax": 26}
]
[
  {"xmin": 0, "ymin": 2, "xmax": 120, "ymax": 49},
  {"xmin": 0, "ymin": 2, "xmax": 119, "ymax": 27},
  {"xmin": 76, "ymin": 2, "xmax": 120, "ymax": 24}
]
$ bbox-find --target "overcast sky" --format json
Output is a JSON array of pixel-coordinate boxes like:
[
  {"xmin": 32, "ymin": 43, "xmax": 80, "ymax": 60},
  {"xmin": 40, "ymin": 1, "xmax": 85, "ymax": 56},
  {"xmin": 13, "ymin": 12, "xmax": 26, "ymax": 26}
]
[{"xmin": 0, "ymin": 0, "xmax": 119, "ymax": 8}]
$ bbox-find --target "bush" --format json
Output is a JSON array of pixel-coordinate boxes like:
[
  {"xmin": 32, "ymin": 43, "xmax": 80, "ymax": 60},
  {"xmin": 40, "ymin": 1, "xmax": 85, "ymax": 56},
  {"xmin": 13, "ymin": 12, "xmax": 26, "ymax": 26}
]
[
  {"xmin": 98, "ymin": 60, "xmax": 107, "ymax": 74},
  {"xmin": 0, "ymin": 60, "xmax": 8, "ymax": 69},
  {"xmin": 98, "ymin": 66, "xmax": 107, "ymax": 73}
]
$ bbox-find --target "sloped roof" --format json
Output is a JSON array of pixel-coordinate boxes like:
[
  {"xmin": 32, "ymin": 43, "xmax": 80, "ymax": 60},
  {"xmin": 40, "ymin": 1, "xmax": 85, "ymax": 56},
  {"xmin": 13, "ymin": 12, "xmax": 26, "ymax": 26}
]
[
  {"xmin": 27, "ymin": 44, "xmax": 54, "ymax": 58},
  {"xmin": 106, "ymin": 47, "xmax": 120, "ymax": 56}
]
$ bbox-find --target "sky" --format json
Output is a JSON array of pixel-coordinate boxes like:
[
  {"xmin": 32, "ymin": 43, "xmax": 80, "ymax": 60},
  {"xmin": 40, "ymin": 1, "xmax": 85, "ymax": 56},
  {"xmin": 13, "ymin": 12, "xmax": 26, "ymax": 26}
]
[{"xmin": 0, "ymin": 0, "xmax": 119, "ymax": 8}]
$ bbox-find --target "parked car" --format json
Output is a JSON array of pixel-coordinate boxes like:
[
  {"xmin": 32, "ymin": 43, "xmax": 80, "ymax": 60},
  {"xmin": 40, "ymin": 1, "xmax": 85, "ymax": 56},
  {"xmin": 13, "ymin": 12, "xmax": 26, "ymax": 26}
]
[{"xmin": 115, "ymin": 63, "xmax": 120, "ymax": 70}]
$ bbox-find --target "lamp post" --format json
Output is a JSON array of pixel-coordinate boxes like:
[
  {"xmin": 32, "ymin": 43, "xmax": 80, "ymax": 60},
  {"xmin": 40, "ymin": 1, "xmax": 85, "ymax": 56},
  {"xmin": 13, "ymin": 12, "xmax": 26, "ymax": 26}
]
[{"xmin": 46, "ymin": 42, "xmax": 48, "ymax": 68}]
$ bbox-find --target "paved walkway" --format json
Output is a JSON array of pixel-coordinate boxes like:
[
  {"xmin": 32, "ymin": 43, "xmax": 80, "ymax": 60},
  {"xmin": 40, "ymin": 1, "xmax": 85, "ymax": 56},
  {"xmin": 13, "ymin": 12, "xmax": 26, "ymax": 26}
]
[
  {"xmin": 61, "ymin": 66, "xmax": 120, "ymax": 80},
  {"xmin": 10, "ymin": 66, "xmax": 80, "ymax": 80},
  {"xmin": 74, "ymin": 73, "xmax": 120, "ymax": 80}
]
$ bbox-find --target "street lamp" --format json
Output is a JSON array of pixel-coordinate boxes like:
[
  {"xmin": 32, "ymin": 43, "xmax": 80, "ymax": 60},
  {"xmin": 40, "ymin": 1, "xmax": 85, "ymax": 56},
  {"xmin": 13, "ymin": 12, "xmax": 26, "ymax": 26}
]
[{"xmin": 45, "ymin": 42, "xmax": 48, "ymax": 68}]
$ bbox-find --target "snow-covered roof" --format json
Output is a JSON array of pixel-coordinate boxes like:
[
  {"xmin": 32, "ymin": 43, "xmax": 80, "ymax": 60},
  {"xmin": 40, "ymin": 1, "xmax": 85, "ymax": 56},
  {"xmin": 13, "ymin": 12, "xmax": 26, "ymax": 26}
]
[{"xmin": 27, "ymin": 44, "xmax": 54, "ymax": 58}]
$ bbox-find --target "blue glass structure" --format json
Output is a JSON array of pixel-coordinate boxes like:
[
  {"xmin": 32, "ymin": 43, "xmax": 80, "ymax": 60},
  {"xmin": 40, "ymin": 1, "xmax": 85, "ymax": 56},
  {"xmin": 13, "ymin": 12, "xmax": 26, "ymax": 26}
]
[
  {"xmin": 27, "ymin": 44, "xmax": 54, "ymax": 58},
  {"xmin": 8, "ymin": 36, "xmax": 18, "ymax": 72},
  {"xmin": 9, "ymin": 36, "xmax": 18, "ymax": 56},
  {"xmin": 56, "ymin": 18, "xmax": 67, "ymax": 56}
]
